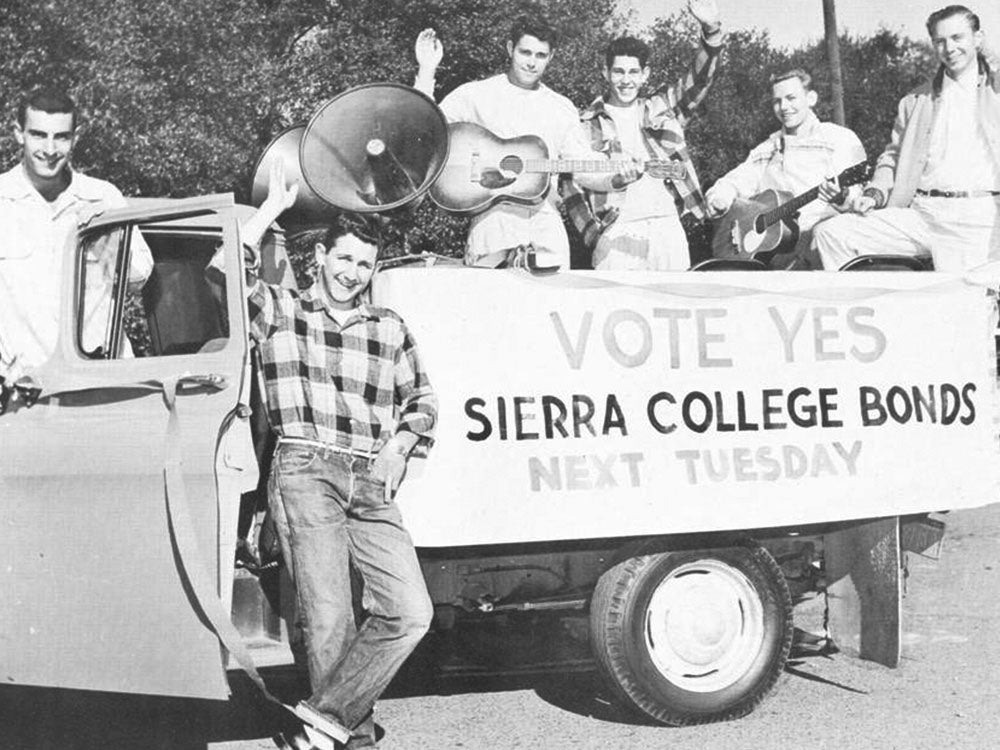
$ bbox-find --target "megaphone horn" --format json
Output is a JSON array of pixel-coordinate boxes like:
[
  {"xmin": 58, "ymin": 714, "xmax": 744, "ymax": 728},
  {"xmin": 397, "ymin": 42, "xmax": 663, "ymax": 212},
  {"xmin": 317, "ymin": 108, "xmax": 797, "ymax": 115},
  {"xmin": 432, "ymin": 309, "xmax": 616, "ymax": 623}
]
[{"xmin": 299, "ymin": 82, "xmax": 450, "ymax": 214}]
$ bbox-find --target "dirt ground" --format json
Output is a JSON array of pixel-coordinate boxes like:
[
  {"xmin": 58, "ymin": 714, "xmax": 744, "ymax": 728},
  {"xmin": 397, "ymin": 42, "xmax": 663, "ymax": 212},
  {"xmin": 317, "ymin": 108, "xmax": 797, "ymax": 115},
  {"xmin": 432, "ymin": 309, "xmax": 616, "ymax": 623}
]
[{"xmin": 2, "ymin": 502, "xmax": 997, "ymax": 750}]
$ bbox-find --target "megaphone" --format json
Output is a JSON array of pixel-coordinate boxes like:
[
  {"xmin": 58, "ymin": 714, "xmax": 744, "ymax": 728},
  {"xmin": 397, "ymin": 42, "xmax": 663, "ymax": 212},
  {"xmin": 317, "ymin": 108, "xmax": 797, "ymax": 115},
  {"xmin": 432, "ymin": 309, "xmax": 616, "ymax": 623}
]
[
  {"xmin": 299, "ymin": 82, "xmax": 449, "ymax": 214},
  {"xmin": 250, "ymin": 124, "xmax": 338, "ymax": 233}
]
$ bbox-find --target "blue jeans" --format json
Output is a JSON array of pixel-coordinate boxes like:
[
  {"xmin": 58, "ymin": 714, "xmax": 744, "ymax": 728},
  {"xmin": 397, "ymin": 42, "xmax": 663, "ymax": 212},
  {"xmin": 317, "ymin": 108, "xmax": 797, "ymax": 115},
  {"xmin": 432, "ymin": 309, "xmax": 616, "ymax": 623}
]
[{"xmin": 269, "ymin": 441, "xmax": 433, "ymax": 747}]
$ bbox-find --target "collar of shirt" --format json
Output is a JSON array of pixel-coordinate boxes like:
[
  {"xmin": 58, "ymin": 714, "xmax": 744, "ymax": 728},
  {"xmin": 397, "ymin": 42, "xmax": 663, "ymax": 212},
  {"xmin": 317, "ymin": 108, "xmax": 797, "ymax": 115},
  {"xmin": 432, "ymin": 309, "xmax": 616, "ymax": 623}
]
[
  {"xmin": 583, "ymin": 94, "xmax": 678, "ymax": 130},
  {"xmin": 942, "ymin": 63, "xmax": 980, "ymax": 95},
  {"xmin": 301, "ymin": 281, "xmax": 379, "ymax": 328},
  {"xmin": 0, "ymin": 164, "xmax": 111, "ymax": 217},
  {"xmin": 932, "ymin": 56, "xmax": 996, "ymax": 96},
  {"xmin": 780, "ymin": 111, "xmax": 821, "ymax": 145},
  {"xmin": 499, "ymin": 74, "xmax": 551, "ymax": 98}
]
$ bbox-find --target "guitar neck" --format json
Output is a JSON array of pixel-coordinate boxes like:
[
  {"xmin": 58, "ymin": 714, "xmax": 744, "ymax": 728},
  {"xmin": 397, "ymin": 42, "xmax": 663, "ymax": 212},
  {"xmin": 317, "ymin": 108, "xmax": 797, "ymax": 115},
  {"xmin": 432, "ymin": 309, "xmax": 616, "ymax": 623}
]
[
  {"xmin": 759, "ymin": 186, "xmax": 821, "ymax": 228},
  {"xmin": 524, "ymin": 159, "xmax": 638, "ymax": 174}
]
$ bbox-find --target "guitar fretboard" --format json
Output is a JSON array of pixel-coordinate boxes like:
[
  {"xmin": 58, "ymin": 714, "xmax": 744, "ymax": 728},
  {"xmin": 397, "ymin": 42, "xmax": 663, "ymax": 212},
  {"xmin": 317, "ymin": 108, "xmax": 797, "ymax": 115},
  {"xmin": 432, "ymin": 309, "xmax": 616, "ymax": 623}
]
[
  {"xmin": 759, "ymin": 187, "xmax": 820, "ymax": 229},
  {"xmin": 520, "ymin": 160, "xmax": 683, "ymax": 178},
  {"xmin": 523, "ymin": 160, "xmax": 627, "ymax": 174},
  {"xmin": 754, "ymin": 162, "xmax": 869, "ymax": 232}
]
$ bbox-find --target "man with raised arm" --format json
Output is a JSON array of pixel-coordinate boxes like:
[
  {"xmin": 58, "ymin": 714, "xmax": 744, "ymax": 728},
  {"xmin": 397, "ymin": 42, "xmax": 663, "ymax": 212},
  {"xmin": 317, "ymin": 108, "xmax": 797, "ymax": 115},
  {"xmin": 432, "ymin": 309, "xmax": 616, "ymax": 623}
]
[
  {"xmin": 562, "ymin": 0, "xmax": 723, "ymax": 270},
  {"xmin": 813, "ymin": 5, "xmax": 1000, "ymax": 271},
  {"xmin": 239, "ymin": 164, "xmax": 437, "ymax": 750},
  {"xmin": 705, "ymin": 69, "xmax": 867, "ymax": 269},
  {"xmin": 413, "ymin": 14, "xmax": 638, "ymax": 270}
]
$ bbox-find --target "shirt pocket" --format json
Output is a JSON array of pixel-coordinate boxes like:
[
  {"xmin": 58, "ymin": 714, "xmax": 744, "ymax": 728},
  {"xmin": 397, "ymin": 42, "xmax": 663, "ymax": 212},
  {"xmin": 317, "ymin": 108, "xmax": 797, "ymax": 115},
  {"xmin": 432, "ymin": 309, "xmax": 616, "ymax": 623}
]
[{"xmin": 0, "ymin": 208, "xmax": 34, "ymax": 260}]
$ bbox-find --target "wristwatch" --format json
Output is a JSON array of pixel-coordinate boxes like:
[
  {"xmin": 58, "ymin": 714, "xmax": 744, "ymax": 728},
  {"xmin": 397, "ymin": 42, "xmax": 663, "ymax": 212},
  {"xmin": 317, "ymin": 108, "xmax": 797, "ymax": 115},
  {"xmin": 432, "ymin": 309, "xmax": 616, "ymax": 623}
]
[{"xmin": 861, "ymin": 186, "xmax": 887, "ymax": 209}]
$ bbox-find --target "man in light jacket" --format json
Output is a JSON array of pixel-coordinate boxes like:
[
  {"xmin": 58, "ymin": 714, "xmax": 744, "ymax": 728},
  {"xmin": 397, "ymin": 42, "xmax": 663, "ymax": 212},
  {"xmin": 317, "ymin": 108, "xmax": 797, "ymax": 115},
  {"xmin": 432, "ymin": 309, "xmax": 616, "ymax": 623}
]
[{"xmin": 814, "ymin": 4, "xmax": 1000, "ymax": 271}]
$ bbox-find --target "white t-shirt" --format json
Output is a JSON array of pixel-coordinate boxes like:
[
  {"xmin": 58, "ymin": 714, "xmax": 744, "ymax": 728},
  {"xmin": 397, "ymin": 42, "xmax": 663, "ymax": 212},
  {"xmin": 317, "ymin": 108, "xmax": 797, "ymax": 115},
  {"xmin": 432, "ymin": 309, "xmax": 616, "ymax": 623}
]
[
  {"xmin": 604, "ymin": 102, "xmax": 674, "ymax": 223},
  {"xmin": 440, "ymin": 74, "xmax": 612, "ymax": 267},
  {"xmin": 921, "ymin": 66, "xmax": 1000, "ymax": 192}
]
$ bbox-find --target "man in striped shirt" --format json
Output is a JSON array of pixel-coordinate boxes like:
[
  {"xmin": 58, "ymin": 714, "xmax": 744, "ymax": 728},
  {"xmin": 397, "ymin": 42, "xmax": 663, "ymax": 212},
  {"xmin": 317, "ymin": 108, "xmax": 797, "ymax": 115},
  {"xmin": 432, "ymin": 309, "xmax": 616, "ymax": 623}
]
[
  {"xmin": 244, "ymin": 166, "xmax": 436, "ymax": 750},
  {"xmin": 560, "ymin": 0, "xmax": 723, "ymax": 270}
]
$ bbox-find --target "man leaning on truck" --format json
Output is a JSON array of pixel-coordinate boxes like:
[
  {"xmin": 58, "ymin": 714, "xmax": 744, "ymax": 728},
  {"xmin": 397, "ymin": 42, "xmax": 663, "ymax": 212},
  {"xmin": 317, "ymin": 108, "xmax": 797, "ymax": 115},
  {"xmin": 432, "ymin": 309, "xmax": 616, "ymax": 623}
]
[
  {"xmin": 237, "ymin": 162, "xmax": 437, "ymax": 750},
  {"xmin": 0, "ymin": 87, "xmax": 152, "ymax": 395}
]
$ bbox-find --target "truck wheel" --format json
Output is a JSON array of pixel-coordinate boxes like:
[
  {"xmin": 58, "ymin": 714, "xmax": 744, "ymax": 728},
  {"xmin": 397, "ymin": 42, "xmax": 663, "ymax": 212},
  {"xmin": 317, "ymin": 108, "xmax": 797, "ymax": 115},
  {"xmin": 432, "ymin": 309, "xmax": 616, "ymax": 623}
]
[{"xmin": 590, "ymin": 544, "xmax": 792, "ymax": 726}]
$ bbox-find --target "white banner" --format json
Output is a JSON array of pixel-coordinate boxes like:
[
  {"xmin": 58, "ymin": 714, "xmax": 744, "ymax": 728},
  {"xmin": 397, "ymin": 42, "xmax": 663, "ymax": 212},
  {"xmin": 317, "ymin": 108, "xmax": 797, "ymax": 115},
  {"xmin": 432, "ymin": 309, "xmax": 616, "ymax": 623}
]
[{"xmin": 374, "ymin": 268, "xmax": 1000, "ymax": 547}]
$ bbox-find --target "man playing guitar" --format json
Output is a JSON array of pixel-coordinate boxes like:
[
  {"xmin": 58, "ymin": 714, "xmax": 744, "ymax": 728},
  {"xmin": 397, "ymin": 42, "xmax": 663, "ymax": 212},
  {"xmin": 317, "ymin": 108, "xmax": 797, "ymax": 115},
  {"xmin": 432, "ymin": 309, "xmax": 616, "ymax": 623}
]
[
  {"xmin": 413, "ymin": 15, "xmax": 637, "ymax": 270},
  {"xmin": 706, "ymin": 69, "xmax": 867, "ymax": 269},
  {"xmin": 562, "ymin": 0, "xmax": 725, "ymax": 270}
]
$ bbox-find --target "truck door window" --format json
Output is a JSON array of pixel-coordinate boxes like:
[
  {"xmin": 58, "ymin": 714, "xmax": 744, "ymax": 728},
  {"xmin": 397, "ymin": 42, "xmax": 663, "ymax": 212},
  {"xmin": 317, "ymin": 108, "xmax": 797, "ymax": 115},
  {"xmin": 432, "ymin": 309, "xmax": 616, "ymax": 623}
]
[{"xmin": 78, "ymin": 225, "xmax": 229, "ymax": 359}]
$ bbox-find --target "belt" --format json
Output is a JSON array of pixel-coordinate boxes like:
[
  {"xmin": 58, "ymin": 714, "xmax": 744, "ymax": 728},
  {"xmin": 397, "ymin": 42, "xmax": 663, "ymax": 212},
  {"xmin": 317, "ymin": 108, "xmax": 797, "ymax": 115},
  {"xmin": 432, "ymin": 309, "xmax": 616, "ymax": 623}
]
[
  {"xmin": 916, "ymin": 188, "xmax": 1000, "ymax": 198},
  {"xmin": 277, "ymin": 435, "xmax": 377, "ymax": 460}
]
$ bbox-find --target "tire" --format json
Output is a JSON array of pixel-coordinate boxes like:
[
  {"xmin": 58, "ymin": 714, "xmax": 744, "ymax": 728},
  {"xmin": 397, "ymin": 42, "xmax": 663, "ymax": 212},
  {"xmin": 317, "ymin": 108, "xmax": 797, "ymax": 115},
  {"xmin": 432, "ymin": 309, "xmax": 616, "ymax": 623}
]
[{"xmin": 589, "ymin": 543, "xmax": 793, "ymax": 726}]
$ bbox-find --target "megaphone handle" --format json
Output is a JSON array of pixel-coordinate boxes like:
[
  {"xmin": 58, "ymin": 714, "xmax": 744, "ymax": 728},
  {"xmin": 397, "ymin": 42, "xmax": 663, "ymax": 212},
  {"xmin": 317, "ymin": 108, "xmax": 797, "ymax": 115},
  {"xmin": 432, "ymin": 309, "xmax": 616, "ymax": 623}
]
[{"xmin": 365, "ymin": 140, "xmax": 418, "ymax": 205}]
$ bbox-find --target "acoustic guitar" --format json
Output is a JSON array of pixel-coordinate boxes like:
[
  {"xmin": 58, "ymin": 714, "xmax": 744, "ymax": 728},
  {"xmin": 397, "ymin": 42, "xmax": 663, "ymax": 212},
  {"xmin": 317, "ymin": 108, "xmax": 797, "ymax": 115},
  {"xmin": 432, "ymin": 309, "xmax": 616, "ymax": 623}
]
[
  {"xmin": 430, "ymin": 121, "xmax": 687, "ymax": 214},
  {"xmin": 711, "ymin": 161, "xmax": 870, "ymax": 263}
]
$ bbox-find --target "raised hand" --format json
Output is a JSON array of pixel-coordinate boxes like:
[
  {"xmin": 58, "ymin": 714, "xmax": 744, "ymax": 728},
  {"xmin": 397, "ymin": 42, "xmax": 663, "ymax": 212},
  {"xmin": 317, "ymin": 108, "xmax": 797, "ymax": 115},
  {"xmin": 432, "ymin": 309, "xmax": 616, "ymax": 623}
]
[
  {"xmin": 264, "ymin": 158, "xmax": 298, "ymax": 214},
  {"xmin": 687, "ymin": 0, "xmax": 721, "ymax": 30},
  {"xmin": 414, "ymin": 28, "xmax": 443, "ymax": 71},
  {"xmin": 238, "ymin": 158, "xmax": 298, "ymax": 258}
]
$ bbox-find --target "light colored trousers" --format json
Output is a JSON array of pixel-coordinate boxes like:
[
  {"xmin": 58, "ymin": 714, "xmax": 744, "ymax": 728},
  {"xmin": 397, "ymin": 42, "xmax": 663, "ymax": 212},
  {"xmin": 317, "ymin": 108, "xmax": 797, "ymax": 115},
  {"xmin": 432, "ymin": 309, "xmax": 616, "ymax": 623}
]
[
  {"xmin": 813, "ymin": 195, "xmax": 1000, "ymax": 271},
  {"xmin": 593, "ymin": 213, "xmax": 690, "ymax": 270}
]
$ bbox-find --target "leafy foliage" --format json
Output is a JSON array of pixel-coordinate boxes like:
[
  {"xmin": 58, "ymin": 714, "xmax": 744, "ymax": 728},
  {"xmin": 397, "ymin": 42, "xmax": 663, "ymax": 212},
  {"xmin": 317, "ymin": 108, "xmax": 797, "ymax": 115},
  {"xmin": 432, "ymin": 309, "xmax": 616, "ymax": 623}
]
[{"xmin": 0, "ymin": 0, "xmax": 940, "ymax": 271}]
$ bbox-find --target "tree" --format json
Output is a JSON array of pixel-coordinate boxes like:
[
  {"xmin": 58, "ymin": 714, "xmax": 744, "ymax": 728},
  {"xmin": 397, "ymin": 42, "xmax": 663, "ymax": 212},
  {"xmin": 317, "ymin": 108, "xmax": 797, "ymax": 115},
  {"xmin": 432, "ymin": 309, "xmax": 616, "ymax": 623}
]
[{"xmin": 0, "ymin": 0, "xmax": 941, "ymax": 266}]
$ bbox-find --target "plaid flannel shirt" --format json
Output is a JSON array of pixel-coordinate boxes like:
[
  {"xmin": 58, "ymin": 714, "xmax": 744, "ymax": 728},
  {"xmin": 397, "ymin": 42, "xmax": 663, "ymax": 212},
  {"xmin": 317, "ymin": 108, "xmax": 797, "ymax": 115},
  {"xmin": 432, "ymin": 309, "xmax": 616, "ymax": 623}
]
[
  {"xmin": 561, "ymin": 32, "xmax": 723, "ymax": 251},
  {"xmin": 248, "ymin": 280, "xmax": 437, "ymax": 455}
]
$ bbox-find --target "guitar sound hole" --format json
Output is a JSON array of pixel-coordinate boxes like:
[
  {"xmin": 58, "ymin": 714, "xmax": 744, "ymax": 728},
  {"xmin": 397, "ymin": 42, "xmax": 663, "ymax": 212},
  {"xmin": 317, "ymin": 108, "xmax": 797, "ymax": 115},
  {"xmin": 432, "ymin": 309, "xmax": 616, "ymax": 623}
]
[
  {"xmin": 753, "ymin": 215, "xmax": 768, "ymax": 234},
  {"xmin": 498, "ymin": 155, "xmax": 524, "ymax": 175}
]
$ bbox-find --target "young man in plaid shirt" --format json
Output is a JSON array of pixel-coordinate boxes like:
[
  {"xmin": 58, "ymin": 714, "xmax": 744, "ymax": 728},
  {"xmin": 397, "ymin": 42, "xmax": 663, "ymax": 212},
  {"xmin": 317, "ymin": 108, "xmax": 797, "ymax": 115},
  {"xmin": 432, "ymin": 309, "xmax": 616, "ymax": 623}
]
[
  {"xmin": 561, "ymin": 0, "xmax": 723, "ymax": 270},
  {"xmin": 243, "ymin": 165, "xmax": 437, "ymax": 750}
]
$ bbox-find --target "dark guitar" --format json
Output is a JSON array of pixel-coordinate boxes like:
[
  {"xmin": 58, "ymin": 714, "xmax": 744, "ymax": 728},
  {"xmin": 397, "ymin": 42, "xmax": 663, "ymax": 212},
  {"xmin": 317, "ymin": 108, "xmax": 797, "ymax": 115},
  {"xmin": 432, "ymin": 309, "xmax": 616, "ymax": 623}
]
[
  {"xmin": 430, "ymin": 121, "xmax": 687, "ymax": 214},
  {"xmin": 711, "ymin": 161, "xmax": 870, "ymax": 263}
]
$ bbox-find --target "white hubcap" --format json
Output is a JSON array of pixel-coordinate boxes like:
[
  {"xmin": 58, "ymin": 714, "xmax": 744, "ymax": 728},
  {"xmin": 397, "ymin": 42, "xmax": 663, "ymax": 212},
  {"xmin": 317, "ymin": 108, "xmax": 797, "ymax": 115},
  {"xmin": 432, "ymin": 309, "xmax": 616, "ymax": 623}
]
[{"xmin": 644, "ymin": 559, "xmax": 765, "ymax": 692}]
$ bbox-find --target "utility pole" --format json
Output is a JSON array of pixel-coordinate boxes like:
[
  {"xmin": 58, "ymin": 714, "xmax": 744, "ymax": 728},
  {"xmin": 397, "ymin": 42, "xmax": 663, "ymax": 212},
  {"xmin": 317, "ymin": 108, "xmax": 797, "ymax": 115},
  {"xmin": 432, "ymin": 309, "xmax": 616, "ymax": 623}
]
[{"xmin": 823, "ymin": 0, "xmax": 846, "ymax": 125}]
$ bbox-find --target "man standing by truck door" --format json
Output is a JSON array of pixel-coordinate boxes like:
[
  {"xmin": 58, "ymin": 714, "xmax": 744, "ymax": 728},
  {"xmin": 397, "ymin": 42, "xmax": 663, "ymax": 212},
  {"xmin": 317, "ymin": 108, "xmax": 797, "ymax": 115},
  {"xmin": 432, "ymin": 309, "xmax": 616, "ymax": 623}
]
[
  {"xmin": 239, "ymin": 165, "xmax": 437, "ymax": 750},
  {"xmin": 0, "ymin": 87, "xmax": 152, "ymax": 394}
]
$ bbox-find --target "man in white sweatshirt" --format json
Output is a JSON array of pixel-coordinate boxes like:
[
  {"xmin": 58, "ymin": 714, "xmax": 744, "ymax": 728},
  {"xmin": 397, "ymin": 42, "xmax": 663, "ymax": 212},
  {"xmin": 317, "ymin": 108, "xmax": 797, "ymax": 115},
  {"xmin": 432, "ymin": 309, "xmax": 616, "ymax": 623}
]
[{"xmin": 414, "ymin": 15, "xmax": 636, "ymax": 269}]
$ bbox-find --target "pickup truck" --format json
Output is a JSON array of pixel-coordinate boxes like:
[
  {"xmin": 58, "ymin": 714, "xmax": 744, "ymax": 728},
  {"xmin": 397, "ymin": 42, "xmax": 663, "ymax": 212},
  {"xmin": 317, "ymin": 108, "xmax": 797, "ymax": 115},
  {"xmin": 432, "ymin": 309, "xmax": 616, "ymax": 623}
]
[{"xmin": 2, "ymin": 193, "xmax": 996, "ymax": 726}]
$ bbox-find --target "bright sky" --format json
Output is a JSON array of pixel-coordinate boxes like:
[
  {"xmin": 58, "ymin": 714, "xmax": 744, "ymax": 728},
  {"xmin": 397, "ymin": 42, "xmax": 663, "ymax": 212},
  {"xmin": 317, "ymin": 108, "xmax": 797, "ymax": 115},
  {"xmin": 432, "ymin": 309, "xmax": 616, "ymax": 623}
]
[{"xmin": 622, "ymin": 0, "xmax": 1000, "ymax": 50}]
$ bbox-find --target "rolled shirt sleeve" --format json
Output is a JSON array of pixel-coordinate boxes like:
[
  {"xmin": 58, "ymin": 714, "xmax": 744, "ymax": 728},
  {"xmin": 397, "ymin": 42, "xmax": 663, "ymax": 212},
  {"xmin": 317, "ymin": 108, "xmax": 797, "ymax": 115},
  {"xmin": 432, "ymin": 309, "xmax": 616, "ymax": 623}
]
[{"xmin": 393, "ymin": 321, "xmax": 437, "ymax": 451}]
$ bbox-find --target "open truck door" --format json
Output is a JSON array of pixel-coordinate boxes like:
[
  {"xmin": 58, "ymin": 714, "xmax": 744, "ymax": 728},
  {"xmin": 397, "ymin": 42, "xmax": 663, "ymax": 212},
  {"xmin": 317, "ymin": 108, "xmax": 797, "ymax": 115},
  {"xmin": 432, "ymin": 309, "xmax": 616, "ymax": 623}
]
[{"xmin": 0, "ymin": 196, "xmax": 256, "ymax": 700}]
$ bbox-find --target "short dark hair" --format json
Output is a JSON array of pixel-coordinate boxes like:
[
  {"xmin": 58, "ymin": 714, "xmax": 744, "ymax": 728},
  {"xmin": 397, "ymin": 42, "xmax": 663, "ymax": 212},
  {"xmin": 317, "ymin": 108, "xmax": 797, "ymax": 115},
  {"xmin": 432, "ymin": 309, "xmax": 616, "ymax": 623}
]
[
  {"xmin": 604, "ymin": 37, "xmax": 651, "ymax": 69},
  {"xmin": 318, "ymin": 213, "xmax": 382, "ymax": 256},
  {"xmin": 769, "ymin": 69, "xmax": 813, "ymax": 90},
  {"xmin": 508, "ymin": 13, "xmax": 557, "ymax": 48},
  {"xmin": 17, "ymin": 87, "xmax": 77, "ymax": 130},
  {"xmin": 926, "ymin": 5, "xmax": 980, "ymax": 35}
]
